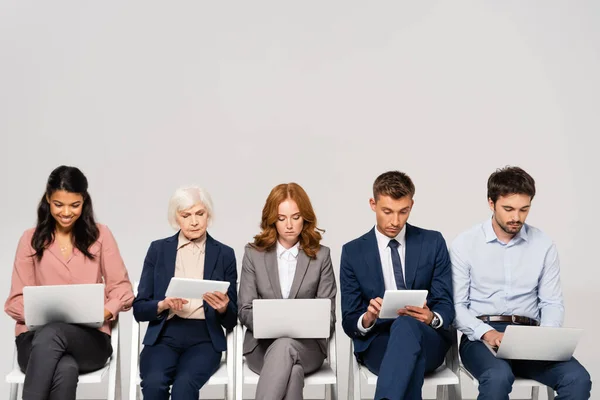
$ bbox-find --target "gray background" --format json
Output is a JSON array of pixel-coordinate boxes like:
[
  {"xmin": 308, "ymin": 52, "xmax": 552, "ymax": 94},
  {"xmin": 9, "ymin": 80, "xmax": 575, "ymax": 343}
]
[{"xmin": 0, "ymin": 1, "xmax": 598, "ymax": 399}]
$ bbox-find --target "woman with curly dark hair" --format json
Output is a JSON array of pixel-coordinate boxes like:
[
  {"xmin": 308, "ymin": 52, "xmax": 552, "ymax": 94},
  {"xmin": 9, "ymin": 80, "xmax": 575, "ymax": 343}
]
[
  {"xmin": 238, "ymin": 183, "xmax": 337, "ymax": 400},
  {"xmin": 4, "ymin": 165, "xmax": 133, "ymax": 400}
]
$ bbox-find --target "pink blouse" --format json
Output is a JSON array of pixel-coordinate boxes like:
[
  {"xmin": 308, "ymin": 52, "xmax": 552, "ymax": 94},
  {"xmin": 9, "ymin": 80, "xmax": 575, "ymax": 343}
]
[{"xmin": 4, "ymin": 224, "xmax": 134, "ymax": 337}]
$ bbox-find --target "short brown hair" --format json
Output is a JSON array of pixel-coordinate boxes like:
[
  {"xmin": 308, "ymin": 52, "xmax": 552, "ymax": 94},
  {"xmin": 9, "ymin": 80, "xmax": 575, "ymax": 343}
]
[
  {"xmin": 252, "ymin": 183, "xmax": 324, "ymax": 258},
  {"xmin": 373, "ymin": 171, "xmax": 415, "ymax": 200},
  {"xmin": 487, "ymin": 166, "xmax": 536, "ymax": 203}
]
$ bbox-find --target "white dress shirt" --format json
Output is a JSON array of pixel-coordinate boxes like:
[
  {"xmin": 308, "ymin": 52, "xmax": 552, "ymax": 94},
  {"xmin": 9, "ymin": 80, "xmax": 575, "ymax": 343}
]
[
  {"xmin": 358, "ymin": 226, "xmax": 442, "ymax": 333},
  {"xmin": 375, "ymin": 224, "xmax": 407, "ymax": 291},
  {"xmin": 277, "ymin": 241, "xmax": 299, "ymax": 299}
]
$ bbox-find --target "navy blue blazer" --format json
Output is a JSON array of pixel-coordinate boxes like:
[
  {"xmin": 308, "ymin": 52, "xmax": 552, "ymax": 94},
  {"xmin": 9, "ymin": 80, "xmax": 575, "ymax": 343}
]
[
  {"xmin": 340, "ymin": 225, "xmax": 455, "ymax": 354},
  {"xmin": 133, "ymin": 232, "xmax": 238, "ymax": 352}
]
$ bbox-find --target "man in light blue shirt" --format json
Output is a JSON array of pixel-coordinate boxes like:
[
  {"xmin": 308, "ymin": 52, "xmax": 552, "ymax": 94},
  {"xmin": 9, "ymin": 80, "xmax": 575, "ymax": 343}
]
[{"xmin": 451, "ymin": 166, "xmax": 591, "ymax": 400}]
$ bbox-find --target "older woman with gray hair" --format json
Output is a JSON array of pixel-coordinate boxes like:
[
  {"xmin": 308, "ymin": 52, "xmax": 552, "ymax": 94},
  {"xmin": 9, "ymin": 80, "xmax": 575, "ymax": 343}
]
[{"xmin": 133, "ymin": 186, "xmax": 238, "ymax": 400}]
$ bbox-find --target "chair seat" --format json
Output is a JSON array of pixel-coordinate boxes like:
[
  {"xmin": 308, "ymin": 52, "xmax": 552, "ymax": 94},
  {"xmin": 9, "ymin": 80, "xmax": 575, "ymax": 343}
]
[
  {"xmin": 360, "ymin": 364, "xmax": 460, "ymax": 386},
  {"xmin": 242, "ymin": 360, "xmax": 337, "ymax": 385},
  {"xmin": 135, "ymin": 359, "xmax": 229, "ymax": 386},
  {"xmin": 6, "ymin": 363, "xmax": 110, "ymax": 385}
]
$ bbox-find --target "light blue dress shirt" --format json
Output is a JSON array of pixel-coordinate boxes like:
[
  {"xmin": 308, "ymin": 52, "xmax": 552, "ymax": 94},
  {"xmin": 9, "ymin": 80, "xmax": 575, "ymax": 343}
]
[{"xmin": 451, "ymin": 218, "xmax": 564, "ymax": 341}]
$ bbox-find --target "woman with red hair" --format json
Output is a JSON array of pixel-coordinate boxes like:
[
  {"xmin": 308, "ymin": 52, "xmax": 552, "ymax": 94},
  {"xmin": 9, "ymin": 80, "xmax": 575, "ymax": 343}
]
[{"xmin": 238, "ymin": 183, "xmax": 337, "ymax": 400}]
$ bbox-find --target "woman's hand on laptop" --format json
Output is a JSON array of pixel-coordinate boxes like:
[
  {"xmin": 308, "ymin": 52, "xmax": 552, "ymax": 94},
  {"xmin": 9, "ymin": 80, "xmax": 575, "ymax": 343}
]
[
  {"xmin": 203, "ymin": 291, "xmax": 229, "ymax": 314},
  {"xmin": 482, "ymin": 330, "xmax": 504, "ymax": 348},
  {"xmin": 157, "ymin": 297, "xmax": 189, "ymax": 313}
]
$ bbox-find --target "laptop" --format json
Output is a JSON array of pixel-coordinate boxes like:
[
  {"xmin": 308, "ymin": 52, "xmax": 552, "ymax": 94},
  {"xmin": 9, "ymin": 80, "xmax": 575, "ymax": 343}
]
[
  {"xmin": 484, "ymin": 325, "xmax": 583, "ymax": 361},
  {"xmin": 252, "ymin": 299, "xmax": 331, "ymax": 339},
  {"xmin": 24, "ymin": 284, "xmax": 105, "ymax": 331}
]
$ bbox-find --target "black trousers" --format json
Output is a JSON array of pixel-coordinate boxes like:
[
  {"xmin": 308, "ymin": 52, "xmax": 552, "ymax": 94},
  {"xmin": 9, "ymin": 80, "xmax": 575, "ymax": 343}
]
[{"xmin": 16, "ymin": 322, "xmax": 112, "ymax": 400}]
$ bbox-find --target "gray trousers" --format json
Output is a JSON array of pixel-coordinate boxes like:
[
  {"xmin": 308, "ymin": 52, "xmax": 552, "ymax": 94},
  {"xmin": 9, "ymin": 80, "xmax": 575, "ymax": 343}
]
[
  {"xmin": 245, "ymin": 338, "xmax": 325, "ymax": 400},
  {"xmin": 16, "ymin": 322, "xmax": 112, "ymax": 400}
]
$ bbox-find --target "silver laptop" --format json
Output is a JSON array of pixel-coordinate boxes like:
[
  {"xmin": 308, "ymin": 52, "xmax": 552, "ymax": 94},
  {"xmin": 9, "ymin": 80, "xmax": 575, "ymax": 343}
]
[
  {"xmin": 485, "ymin": 325, "xmax": 583, "ymax": 361},
  {"xmin": 24, "ymin": 284, "xmax": 105, "ymax": 331},
  {"xmin": 252, "ymin": 299, "xmax": 330, "ymax": 339}
]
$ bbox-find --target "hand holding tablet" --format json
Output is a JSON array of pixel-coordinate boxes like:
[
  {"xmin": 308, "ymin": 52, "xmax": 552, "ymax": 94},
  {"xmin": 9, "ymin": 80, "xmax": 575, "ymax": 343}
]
[{"xmin": 379, "ymin": 290, "xmax": 428, "ymax": 319}]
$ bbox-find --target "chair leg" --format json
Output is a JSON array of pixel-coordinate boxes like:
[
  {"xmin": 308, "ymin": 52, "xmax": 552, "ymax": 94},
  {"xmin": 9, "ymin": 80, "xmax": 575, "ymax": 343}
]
[
  {"xmin": 546, "ymin": 386, "xmax": 555, "ymax": 400},
  {"xmin": 116, "ymin": 354, "xmax": 122, "ymax": 400},
  {"xmin": 448, "ymin": 381, "xmax": 462, "ymax": 400},
  {"xmin": 9, "ymin": 383, "xmax": 18, "ymax": 400},
  {"xmin": 352, "ymin": 361, "xmax": 361, "ymax": 400},
  {"xmin": 531, "ymin": 386, "xmax": 540, "ymax": 400},
  {"xmin": 436, "ymin": 385, "xmax": 449, "ymax": 400}
]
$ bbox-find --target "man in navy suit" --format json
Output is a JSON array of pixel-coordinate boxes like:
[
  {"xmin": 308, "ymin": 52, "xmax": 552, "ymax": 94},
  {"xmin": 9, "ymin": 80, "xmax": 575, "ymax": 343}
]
[{"xmin": 341, "ymin": 171, "xmax": 455, "ymax": 400}]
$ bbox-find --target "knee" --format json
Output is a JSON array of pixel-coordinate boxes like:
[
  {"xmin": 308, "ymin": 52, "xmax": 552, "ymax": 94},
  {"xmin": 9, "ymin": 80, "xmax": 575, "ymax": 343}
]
[
  {"xmin": 478, "ymin": 364, "xmax": 514, "ymax": 394},
  {"xmin": 172, "ymin": 372, "xmax": 206, "ymax": 391},
  {"xmin": 266, "ymin": 338, "xmax": 297, "ymax": 358},
  {"xmin": 390, "ymin": 316, "xmax": 421, "ymax": 339},
  {"xmin": 141, "ymin": 369, "xmax": 172, "ymax": 391},
  {"xmin": 32, "ymin": 323, "xmax": 68, "ymax": 347},
  {"xmin": 557, "ymin": 365, "xmax": 592, "ymax": 397},
  {"xmin": 391, "ymin": 315, "xmax": 420, "ymax": 330}
]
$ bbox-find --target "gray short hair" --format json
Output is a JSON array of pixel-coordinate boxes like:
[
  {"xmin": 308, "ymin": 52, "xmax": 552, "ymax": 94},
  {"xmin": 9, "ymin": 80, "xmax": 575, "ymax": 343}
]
[{"xmin": 167, "ymin": 186, "xmax": 214, "ymax": 230}]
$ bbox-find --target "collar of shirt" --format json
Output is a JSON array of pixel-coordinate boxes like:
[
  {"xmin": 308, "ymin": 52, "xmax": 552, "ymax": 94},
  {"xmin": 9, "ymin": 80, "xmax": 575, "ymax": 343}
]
[
  {"xmin": 276, "ymin": 241, "xmax": 299, "ymax": 261},
  {"xmin": 483, "ymin": 217, "xmax": 529, "ymax": 245},
  {"xmin": 374, "ymin": 224, "xmax": 406, "ymax": 254},
  {"xmin": 177, "ymin": 231, "xmax": 207, "ymax": 253}
]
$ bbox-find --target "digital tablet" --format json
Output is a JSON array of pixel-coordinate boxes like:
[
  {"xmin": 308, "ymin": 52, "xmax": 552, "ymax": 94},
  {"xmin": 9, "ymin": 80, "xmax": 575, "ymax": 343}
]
[
  {"xmin": 165, "ymin": 277, "xmax": 230, "ymax": 299},
  {"xmin": 379, "ymin": 290, "xmax": 428, "ymax": 319}
]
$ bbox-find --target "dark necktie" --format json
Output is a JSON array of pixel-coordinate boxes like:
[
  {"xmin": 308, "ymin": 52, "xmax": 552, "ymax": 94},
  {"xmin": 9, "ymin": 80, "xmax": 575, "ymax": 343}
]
[{"xmin": 388, "ymin": 239, "xmax": 406, "ymax": 290}]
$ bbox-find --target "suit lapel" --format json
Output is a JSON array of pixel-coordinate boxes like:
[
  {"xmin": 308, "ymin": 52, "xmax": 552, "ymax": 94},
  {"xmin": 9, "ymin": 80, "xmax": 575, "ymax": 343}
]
[
  {"xmin": 363, "ymin": 228, "xmax": 385, "ymax": 294},
  {"xmin": 288, "ymin": 250, "xmax": 310, "ymax": 299},
  {"xmin": 203, "ymin": 233, "xmax": 220, "ymax": 280},
  {"xmin": 163, "ymin": 232, "xmax": 179, "ymax": 294},
  {"xmin": 404, "ymin": 224, "xmax": 422, "ymax": 289},
  {"xmin": 265, "ymin": 250, "xmax": 283, "ymax": 299}
]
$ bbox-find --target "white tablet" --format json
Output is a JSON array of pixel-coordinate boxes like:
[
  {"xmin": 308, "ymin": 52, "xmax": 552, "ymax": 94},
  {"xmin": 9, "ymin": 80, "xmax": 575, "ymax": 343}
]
[
  {"xmin": 165, "ymin": 277, "xmax": 230, "ymax": 299},
  {"xmin": 379, "ymin": 290, "xmax": 428, "ymax": 319}
]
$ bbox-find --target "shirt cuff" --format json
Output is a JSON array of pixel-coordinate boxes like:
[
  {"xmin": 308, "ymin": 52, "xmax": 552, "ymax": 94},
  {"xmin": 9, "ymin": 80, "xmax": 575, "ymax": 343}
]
[
  {"xmin": 104, "ymin": 298, "xmax": 122, "ymax": 321},
  {"xmin": 474, "ymin": 323, "xmax": 494, "ymax": 341},
  {"xmin": 357, "ymin": 313, "xmax": 375, "ymax": 334}
]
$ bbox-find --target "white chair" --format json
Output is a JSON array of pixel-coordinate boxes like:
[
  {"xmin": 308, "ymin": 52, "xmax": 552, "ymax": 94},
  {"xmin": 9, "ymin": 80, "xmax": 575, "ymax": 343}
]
[
  {"xmin": 235, "ymin": 324, "xmax": 338, "ymax": 400},
  {"xmin": 349, "ymin": 329, "xmax": 462, "ymax": 400},
  {"xmin": 460, "ymin": 364, "xmax": 555, "ymax": 400},
  {"xmin": 129, "ymin": 282, "xmax": 235, "ymax": 400},
  {"xmin": 6, "ymin": 320, "xmax": 121, "ymax": 400}
]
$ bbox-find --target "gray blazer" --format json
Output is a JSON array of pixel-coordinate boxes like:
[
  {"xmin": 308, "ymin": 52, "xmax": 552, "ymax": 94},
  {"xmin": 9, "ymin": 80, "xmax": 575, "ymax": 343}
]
[{"xmin": 238, "ymin": 243, "xmax": 337, "ymax": 355}]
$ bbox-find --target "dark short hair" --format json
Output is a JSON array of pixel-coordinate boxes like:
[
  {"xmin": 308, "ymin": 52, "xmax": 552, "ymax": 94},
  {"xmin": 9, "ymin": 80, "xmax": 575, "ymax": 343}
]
[
  {"xmin": 373, "ymin": 171, "xmax": 415, "ymax": 200},
  {"xmin": 487, "ymin": 166, "xmax": 536, "ymax": 203}
]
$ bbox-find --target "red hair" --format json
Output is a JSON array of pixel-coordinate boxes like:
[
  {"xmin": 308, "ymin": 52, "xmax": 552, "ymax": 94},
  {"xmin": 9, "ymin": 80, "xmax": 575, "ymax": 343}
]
[{"xmin": 252, "ymin": 183, "xmax": 324, "ymax": 258}]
